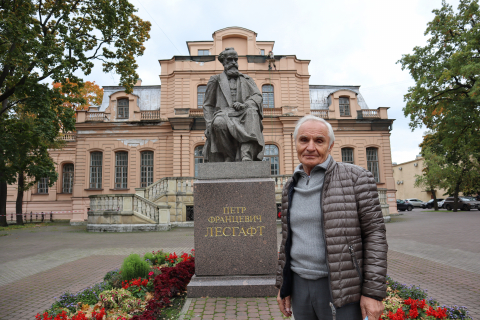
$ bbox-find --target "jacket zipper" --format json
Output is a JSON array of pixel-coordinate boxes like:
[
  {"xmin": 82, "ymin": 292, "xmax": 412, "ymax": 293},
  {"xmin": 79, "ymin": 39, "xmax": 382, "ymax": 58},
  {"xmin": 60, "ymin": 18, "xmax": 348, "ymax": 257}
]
[{"xmin": 348, "ymin": 243, "xmax": 363, "ymax": 283}]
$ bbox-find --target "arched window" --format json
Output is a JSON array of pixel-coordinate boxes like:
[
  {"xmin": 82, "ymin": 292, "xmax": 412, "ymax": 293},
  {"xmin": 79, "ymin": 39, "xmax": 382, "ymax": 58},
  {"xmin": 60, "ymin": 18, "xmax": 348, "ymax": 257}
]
[
  {"xmin": 140, "ymin": 151, "xmax": 154, "ymax": 187},
  {"xmin": 89, "ymin": 152, "xmax": 102, "ymax": 189},
  {"xmin": 197, "ymin": 85, "xmax": 207, "ymax": 109},
  {"xmin": 262, "ymin": 84, "xmax": 274, "ymax": 108},
  {"xmin": 339, "ymin": 97, "xmax": 350, "ymax": 116},
  {"xmin": 366, "ymin": 147, "xmax": 380, "ymax": 182},
  {"xmin": 62, "ymin": 163, "xmax": 74, "ymax": 193},
  {"xmin": 117, "ymin": 98, "xmax": 129, "ymax": 119},
  {"xmin": 194, "ymin": 146, "xmax": 204, "ymax": 177},
  {"xmin": 38, "ymin": 177, "xmax": 49, "ymax": 194},
  {"xmin": 341, "ymin": 148, "xmax": 354, "ymax": 164},
  {"xmin": 115, "ymin": 152, "xmax": 128, "ymax": 189},
  {"xmin": 263, "ymin": 144, "xmax": 279, "ymax": 175}
]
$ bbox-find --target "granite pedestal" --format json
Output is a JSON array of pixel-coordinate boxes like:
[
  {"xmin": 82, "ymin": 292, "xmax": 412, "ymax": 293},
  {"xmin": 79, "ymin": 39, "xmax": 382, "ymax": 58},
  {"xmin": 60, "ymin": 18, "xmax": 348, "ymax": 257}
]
[{"xmin": 187, "ymin": 162, "xmax": 278, "ymax": 297}]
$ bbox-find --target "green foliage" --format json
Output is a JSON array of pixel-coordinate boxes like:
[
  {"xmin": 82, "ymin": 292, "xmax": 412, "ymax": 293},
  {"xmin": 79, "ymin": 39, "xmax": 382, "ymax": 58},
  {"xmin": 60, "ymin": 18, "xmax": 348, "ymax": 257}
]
[
  {"xmin": 103, "ymin": 269, "xmax": 123, "ymax": 289},
  {"xmin": 144, "ymin": 250, "xmax": 166, "ymax": 266},
  {"xmin": 120, "ymin": 254, "xmax": 150, "ymax": 281},
  {"xmin": 49, "ymin": 282, "xmax": 112, "ymax": 313}
]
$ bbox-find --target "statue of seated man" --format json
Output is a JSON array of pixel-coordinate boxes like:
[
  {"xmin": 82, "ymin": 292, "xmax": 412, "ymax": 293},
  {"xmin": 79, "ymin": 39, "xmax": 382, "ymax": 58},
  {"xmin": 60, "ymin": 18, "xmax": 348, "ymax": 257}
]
[{"xmin": 202, "ymin": 47, "xmax": 265, "ymax": 162}]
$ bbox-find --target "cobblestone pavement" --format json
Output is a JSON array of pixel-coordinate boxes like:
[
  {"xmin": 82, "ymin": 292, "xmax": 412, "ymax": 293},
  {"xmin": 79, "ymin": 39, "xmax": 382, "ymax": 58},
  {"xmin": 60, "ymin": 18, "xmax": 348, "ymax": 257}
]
[{"xmin": 0, "ymin": 208, "xmax": 479, "ymax": 319}]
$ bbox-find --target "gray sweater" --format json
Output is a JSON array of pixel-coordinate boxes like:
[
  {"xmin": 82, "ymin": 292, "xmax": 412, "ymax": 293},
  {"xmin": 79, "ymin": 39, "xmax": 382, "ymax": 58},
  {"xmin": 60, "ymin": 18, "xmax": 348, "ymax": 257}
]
[{"xmin": 290, "ymin": 156, "xmax": 331, "ymax": 280}]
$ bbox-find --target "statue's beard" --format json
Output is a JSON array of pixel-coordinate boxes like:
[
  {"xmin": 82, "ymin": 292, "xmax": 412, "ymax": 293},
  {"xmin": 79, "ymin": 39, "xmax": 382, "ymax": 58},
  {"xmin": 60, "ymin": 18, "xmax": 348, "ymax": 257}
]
[{"xmin": 225, "ymin": 66, "xmax": 239, "ymax": 78}]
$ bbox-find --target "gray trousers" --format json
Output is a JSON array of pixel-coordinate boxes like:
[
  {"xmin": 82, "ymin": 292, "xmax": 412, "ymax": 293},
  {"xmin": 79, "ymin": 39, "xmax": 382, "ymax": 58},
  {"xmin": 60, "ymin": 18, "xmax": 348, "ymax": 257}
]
[{"xmin": 292, "ymin": 272, "xmax": 362, "ymax": 320}]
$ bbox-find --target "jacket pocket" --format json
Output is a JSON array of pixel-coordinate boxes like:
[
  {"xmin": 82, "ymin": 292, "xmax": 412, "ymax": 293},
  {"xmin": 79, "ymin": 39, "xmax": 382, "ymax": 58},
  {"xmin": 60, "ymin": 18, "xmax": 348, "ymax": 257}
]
[{"xmin": 348, "ymin": 243, "xmax": 363, "ymax": 283}]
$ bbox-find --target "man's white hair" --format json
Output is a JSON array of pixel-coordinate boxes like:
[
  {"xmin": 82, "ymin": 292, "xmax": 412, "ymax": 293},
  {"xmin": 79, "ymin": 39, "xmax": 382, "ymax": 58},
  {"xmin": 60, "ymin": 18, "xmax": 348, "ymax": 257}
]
[{"xmin": 293, "ymin": 115, "xmax": 335, "ymax": 147}]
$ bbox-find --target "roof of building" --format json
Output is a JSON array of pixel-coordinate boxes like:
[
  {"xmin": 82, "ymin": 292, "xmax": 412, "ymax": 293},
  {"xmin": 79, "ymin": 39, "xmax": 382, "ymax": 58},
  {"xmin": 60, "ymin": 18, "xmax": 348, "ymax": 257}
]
[
  {"xmin": 309, "ymin": 85, "xmax": 369, "ymax": 109},
  {"xmin": 99, "ymin": 85, "xmax": 161, "ymax": 111}
]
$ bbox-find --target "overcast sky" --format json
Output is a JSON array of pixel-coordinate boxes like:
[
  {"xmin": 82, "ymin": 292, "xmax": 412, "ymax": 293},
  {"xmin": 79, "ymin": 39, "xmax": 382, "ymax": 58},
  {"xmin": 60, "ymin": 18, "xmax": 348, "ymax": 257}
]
[{"xmin": 80, "ymin": 0, "xmax": 461, "ymax": 164}]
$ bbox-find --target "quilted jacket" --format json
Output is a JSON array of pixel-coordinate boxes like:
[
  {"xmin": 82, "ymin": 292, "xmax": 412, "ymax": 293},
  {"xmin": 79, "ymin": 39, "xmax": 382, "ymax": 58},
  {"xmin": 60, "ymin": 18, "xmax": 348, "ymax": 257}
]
[{"xmin": 275, "ymin": 158, "xmax": 388, "ymax": 308}]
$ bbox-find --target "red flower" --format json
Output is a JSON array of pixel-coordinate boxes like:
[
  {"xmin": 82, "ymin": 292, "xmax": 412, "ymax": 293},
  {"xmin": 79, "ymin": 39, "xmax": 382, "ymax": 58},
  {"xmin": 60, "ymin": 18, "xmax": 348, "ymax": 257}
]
[
  {"xmin": 426, "ymin": 306, "xmax": 447, "ymax": 319},
  {"xmin": 92, "ymin": 308, "xmax": 106, "ymax": 320},
  {"xmin": 409, "ymin": 307, "xmax": 419, "ymax": 319},
  {"xmin": 388, "ymin": 308, "xmax": 406, "ymax": 320}
]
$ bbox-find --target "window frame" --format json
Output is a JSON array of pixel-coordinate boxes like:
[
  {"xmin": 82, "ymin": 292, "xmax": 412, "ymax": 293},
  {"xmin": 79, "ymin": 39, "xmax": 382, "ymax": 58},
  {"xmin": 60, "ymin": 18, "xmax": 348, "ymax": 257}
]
[
  {"xmin": 260, "ymin": 49, "xmax": 265, "ymax": 55},
  {"xmin": 366, "ymin": 147, "xmax": 380, "ymax": 183},
  {"xmin": 89, "ymin": 152, "xmax": 103, "ymax": 189},
  {"xmin": 115, "ymin": 151, "xmax": 128, "ymax": 189},
  {"xmin": 194, "ymin": 145, "xmax": 205, "ymax": 177},
  {"xmin": 198, "ymin": 49, "xmax": 210, "ymax": 56},
  {"xmin": 262, "ymin": 84, "xmax": 275, "ymax": 109},
  {"xmin": 197, "ymin": 85, "xmax": 207, "ymax": 109},
  {"xmin": 339, "ymin": 96, "xmax": 351, "ymax": 116},
  {"xmin": 140, "ymin": 151, "xmax": 154, "ymax": 188},
  {"xmin": 341, "ymin": 148, "xmax": 354, "ymax": 164},
  {"xmin": 262, "ymin": 144, "xmax": 280, "ymax": 175},
  {"xmin": 117, "ymin": 98, "xmax": 129, "ymax": 119},
  {"xmin": 62, "ymin": 163, "xmax": 74, "ymax": 193},
  {"xmin": 37, "ymin": 177, "xmax": 49, "ymax": 194}
]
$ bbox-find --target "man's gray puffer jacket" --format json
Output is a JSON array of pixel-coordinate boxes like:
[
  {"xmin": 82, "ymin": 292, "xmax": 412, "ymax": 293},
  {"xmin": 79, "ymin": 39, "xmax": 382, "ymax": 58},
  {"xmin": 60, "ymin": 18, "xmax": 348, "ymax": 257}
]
[{"xmin": 275, "ymin": 158, "xmax": 388, "ymax": 308}]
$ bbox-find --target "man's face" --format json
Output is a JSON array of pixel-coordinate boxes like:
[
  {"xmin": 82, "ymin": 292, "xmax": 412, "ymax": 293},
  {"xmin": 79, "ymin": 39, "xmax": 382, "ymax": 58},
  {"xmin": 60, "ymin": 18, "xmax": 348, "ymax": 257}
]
[
  {"xmin": 296, "ymin": 120, "xmax": 334, "ymax": 173},
  {"xmin": 223, "ymin": 52, "xmax": 239, "ymax": 77}
]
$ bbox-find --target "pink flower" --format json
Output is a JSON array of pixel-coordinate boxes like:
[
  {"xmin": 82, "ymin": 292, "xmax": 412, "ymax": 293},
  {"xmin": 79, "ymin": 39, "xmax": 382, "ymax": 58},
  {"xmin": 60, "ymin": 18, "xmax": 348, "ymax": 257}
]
[{"xmin": 149, "ymin": 271, "xmax": 154, "ymax": 276}]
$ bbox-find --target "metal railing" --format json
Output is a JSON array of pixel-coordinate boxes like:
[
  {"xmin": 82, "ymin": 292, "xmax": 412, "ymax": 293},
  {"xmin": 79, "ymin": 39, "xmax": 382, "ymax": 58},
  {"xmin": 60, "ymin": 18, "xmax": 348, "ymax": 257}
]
[
  {"xmin": 141, "ymin": 110, "xmax": 161, "ymax": 120},
  {"xmin": 310, "ymin": 110, "xmax": 329, "ymax": 118},
  {"xmin": 86, "ymin": 112, "xmax": 109, "ymax": 122},
  {"xmin": 4, "ymin": 212, "xmax": 54, "ymax": 223}
]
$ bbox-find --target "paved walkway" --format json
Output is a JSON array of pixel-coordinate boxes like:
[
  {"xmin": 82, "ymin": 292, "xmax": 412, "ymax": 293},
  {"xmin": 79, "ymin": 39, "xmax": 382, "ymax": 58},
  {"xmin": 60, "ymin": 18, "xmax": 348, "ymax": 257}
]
[{"xmin": 0, "ymin": 208, "xmax": 478, "ymax": 319}]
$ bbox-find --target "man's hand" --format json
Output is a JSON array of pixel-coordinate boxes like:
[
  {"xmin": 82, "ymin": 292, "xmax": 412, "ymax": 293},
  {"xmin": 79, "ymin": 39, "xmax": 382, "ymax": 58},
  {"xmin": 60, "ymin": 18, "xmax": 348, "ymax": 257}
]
[
  {"xmin": 233, "ymin": 102, "xmax": 246, "ymax": 111},
  {"xmin": 360, "ymin": 295, "xmax": 384, "ymax": 320},
  {"xmin": 276, "ymin": 290, "xmax": 292, "ymax": 318}
]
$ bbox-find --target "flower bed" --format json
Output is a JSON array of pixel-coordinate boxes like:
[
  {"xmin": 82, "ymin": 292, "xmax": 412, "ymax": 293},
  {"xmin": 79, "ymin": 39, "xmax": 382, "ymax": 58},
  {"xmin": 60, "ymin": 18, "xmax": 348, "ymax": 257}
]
[
  {"xmin": 36, "ymin": 254, "xmax": 471, "ymax": 320},
  {"xmin": 36, "ymin": 250, "xmax": 195, "ymax": 320}
]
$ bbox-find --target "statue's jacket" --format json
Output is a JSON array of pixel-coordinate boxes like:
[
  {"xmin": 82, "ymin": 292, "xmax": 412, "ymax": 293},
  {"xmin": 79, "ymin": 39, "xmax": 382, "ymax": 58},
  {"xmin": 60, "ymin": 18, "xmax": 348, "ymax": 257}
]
[{"xmin": 202, "ymin": 72, "xmax": 265, "ymax": 161}]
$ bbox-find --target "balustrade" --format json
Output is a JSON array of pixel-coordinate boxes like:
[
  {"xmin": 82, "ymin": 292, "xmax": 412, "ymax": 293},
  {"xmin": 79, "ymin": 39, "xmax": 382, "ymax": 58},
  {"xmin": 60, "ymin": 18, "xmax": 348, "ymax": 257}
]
[
  {"xmin": 141, "ymin": 110, "xmax": 161, "ymax": 120},
  {"xmin": 189, "ymin": 109, "xmax": 204, "ymax": 117},
  {"xmin": 360, "ymin": 109, "xmax": 380, "ymax": 118},
  {"xmin": 310, "ymin": 109, "xmax": 329, "ymax": 118},
  {"xmin": 263, "ymin": 108, "xmax": 282, "ymax": 117},
  {"xmin": 58, "ymin": 132, "xmax": 76, "ymax": 141},
  {"xmin": 133, "ymin": 195, "xmax": 160, "ymax": 222},
  {"xmin": 86, "ymin": 112, "xmax": 109, "ymax": 122}
]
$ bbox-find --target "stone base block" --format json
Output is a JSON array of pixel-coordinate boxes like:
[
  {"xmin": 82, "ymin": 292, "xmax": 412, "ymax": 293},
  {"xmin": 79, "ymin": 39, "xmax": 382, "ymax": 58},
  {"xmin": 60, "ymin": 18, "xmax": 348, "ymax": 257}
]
[
  {"xmin": 197, "ymin": 161, "xmax": 270, "ymax": 179},
  {"xmin": 87, "ymin": 223, "xmax": 171, "ymax": 232},
  {"xmin": 70, "ymin": 220, "xmax": 87, "ymax": 226},
  {"xmin": 187, "ymin": 275, "xmax": 277, "ymax": 298}
]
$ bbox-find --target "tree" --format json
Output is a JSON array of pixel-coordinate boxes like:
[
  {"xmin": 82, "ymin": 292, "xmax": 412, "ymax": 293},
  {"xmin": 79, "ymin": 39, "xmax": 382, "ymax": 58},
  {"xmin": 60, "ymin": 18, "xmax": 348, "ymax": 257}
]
[
  {"xmin": 414, "ymin": 148, "xmax": 446, "ymax": 210},
  {"xmin": 399, "ymin": 0, "xmax": 480, "ymax": 211},
  {"xmin": 0, "ymin": 0, "xmax": 150, "ymax": 225},
  {"xmin": 53, "ymin": 80, "xmax": 104, "ymax": 110},
  {"xmin": 398, "ymin": 0, "xmax": 480, "ymax": 155},
  {"xmin": 0, "ymin": 0, "xmax": 151, "ymax": 115}
]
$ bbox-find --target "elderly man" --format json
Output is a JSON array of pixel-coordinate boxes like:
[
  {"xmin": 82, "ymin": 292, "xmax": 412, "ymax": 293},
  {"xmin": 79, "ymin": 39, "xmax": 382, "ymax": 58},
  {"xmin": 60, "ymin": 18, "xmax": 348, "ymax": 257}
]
[
  {"xmin": 202, "ymin": 47, "xmax": 265, "ymax": 162},
  {"xmin": 276, "ymin": 115, "xmax": 387, "ymax": 320}
]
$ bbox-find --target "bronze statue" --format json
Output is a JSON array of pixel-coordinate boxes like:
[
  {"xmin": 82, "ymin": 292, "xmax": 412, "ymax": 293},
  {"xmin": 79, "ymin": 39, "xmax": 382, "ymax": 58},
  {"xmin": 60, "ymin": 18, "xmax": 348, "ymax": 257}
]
[{"xmin": 202, "ymin": 48, "xmax": 265, "ymax": 162}]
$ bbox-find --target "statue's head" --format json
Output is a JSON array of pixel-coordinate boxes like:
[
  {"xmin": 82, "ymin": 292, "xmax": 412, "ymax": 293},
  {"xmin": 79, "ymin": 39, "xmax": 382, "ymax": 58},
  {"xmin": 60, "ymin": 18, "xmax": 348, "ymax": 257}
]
[{"xmin": 218, "ymin": 48, "xmax": 239, "ymax": 78}]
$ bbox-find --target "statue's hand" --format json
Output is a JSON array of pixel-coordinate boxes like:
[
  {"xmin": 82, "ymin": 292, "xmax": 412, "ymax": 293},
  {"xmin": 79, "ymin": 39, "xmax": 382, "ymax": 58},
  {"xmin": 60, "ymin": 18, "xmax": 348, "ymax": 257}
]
[{"xmin": 233, "ymin": 102, "xmax": 246, "ymax": 111}]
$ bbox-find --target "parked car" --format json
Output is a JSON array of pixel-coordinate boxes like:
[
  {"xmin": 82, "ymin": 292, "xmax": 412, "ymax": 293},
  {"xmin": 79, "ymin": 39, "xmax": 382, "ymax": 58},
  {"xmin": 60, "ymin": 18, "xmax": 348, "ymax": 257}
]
[
  {"xmin": 404, "ymin": 198, "xmax": 424, "ymax": 207},
  {"xmin": 421, "ymin": 198, "xmax": 445, "ymax": 209},
  {"xmin": 443, "ymin": 197, "xmax": 480, "ymax": 211},
  {"xmin": 397, "ymin": 199, "xmax": 413, "ymax": 211}
]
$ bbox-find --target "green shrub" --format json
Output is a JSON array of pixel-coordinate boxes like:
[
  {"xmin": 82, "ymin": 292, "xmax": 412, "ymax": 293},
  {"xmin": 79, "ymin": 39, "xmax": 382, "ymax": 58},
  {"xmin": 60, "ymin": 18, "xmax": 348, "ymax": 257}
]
[
  {"xmin": 143, "ymin": 250, "xmax": 166, "ymax": 266},
  {"xmin": 104, "ymin": 269, "xmax": 123, "ymax": 288},
  {"xmin": 120, "ymin": 254, "xmax": 150, "ymax": 281}
]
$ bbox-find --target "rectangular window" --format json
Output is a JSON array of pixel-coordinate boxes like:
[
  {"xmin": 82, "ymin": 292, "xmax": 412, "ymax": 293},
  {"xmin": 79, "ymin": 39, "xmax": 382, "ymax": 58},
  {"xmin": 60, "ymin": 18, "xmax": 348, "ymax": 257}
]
[
  {"xmin": 367, "ymin": 148, "xmax": 380, "ymax": 183},
  {"xmin": 62, "ymin": 164, "xmax": 74, "ymax": 193},
  {"xmin": 260, "ymin": 49, "xmax": 265, "ymax": 55},
  {"xmin": 262, "ymin": 85, "xmax": 274, "ymax": 109},
  {"xmin": 198, "ymin": 49, "xmax": 209, "ymax": 56},
  {"xmin": 339, "ymin": 97, "xmax": 350, "ymax": 116},
  {"xmin": 197, "ymin": 85, "xmax": 207, "ymax": 109},
  {"xmin": 341, "ymin": 148, "xmax": 354, "ymax": 164},
  {"xmin": 115, "ymin": 152, "xmax": 128, "ymax": 189},
  {"xmin": 140, "ymin": 151, "xmax": 154, "ymax": 188},
  {"xmin": 90, "ymin": 152, "xmax": 102, "ymax": 189},
  {"xmin": 38, "ymin": 177, "xmax": 48, "ymax": 194},
  {"xmin": 117, "ymin": 99, "xmax": 129, "ymax": 119}
]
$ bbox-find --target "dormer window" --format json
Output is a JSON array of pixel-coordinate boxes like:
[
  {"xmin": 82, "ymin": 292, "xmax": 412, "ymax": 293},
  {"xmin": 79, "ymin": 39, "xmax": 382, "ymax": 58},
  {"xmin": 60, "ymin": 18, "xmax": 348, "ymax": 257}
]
[
  {"xmin": 117, "ymin": 99, "xmax": 129, "ymax": 119},
  {"xmin": 339, "ymin": 97, "xmax": 350, "ymax": 116},
  {"xmin": 198, "ymin": 49, "xmax": 210, "ymax": 56}
]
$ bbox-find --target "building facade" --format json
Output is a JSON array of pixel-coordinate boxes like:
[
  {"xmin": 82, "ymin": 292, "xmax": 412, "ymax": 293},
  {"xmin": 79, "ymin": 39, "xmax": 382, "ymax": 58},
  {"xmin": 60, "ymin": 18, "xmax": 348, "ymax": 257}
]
[
  {"xmin": 393, "ymin": 157, "xmax": 449, "ymax": 202},
  {"xmin": 6, "ymin": 27, "xmax": 398, "ymax": 223}
]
